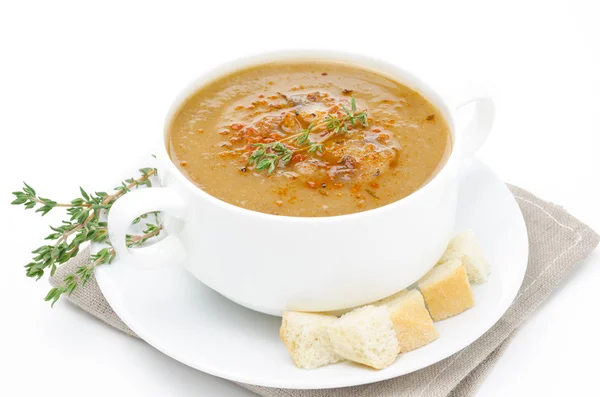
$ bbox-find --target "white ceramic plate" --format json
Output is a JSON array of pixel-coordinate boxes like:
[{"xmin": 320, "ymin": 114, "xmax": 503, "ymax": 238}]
[{"xmin": 94, "ymin": 159, "xmax": 528, "ymax": 389}]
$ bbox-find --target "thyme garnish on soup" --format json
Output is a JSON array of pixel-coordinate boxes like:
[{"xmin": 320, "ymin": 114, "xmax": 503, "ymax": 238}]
[
  {"xmin": 243, "ymin": 96, "xmax": 368, "ymax": 175},
  {"xmin": 218, "ymin": 92, "xmax": 395, "ymax": 182}
]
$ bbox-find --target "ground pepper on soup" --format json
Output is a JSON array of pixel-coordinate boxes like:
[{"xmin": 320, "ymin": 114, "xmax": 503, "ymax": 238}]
[{"xmin": 168, "ymin": 61, "xmax": 451, "ymax": 217}]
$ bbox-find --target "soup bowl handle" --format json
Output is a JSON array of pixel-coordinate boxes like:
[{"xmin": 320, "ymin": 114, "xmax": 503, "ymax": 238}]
[
  {"xmin": 451, "ymin": 83, "xmax": 495, "ymax": 158},
  {"xmin": 108, "ymin": 187, "xmax": 187, "ymax": 269}
]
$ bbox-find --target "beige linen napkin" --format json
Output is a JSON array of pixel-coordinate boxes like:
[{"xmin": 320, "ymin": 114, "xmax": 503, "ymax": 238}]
[{"xmin": 50, "ymin": 185, "xmax": 599, "ymax": 397}]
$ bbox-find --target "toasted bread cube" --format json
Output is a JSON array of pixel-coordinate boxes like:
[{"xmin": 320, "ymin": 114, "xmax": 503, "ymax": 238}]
[
  {"xmin": 280, "ymin": 312, "xmax": 342, "ymax": 369},
  {"xmin": 419, "ymin": 259, "xmax": 474, "ymax": 321},
  {"xmin": 328, "ymin": 306, "xmax": 400, "ymax": 369},
  {"xmin": 376, "ymin": 290, "xmax": 439, "ymax": 352},
  {"xmin": 439, "ymin": 231, "xmax": 490, "ymax": 284}
]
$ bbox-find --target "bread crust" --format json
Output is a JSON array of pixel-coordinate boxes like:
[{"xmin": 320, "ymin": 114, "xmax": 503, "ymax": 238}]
[
  {"xmin": 419, "ymin": 259, "xmax": 474, "ymax": 321},
  {"xmin": 383, "ymin": 290, "xmax": 440, "ymax": 352}
]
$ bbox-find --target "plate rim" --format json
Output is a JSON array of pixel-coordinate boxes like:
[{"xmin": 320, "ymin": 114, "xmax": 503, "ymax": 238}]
[{"xmin": 94, "ymin": 159, "xmax": 529, "ymax": 389}]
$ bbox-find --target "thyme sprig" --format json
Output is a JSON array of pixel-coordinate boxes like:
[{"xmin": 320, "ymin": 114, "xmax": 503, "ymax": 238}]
[
  {"xmin": 126, "ymin": 223, "xmax": 162, "ymax": 247},
  {"xmin": 12, "ymin": 167, "xmax": 162, "ymax": 305},
  {"xmin": 341, "ymin": 97, "xmax": 368, "ymax": 127},
  {"xmin": 308, "ymin": 142, "xmax": 324, "ymax": 154},
  {"xmin": 249, "ymin": 142, "xmax": 294, "ymax": 173},
  {"xmin": 44, "ymin": 222, "xmax": 162, "ymax": 306},
  {"xmin": 248, "ymin": 96, "xmax": 368, "ymax": 174},
  {"xmin": 295, "ymin": 123, "xmax": 314, "ymax": 146}
]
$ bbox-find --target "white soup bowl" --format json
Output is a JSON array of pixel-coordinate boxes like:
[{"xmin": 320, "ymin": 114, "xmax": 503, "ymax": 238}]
[{"xmin": 108, "ymin": 51, "xmax": 494, "ymax": 316}]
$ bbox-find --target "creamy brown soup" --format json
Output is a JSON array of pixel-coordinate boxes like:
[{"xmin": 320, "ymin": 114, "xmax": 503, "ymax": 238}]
[{"xmin": 168, "ymin": 61, "xmax": 451, "ymax": 217}]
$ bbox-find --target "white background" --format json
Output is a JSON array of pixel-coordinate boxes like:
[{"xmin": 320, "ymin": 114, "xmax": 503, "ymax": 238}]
[{"xmin": 1, "ymin": 1, "xmax": 599, "ymax": 396}]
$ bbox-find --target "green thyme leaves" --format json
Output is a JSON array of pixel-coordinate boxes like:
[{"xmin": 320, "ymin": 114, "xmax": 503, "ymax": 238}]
[
  {"xmin": 13, "ymin": 167, "xmax": 162, "ymax": 306},
  {"xmin": 246, "ymin": 95, "xmax": 368, "ymax": 174},
  {"xmin": 249, "ymin": 142, "xmax": 294, "ymax": 174}
]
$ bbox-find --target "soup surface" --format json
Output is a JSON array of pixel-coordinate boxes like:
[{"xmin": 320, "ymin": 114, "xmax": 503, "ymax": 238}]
[{"xmin": 168, "ymin": 61, "xmax": 451, "ymax": 217}]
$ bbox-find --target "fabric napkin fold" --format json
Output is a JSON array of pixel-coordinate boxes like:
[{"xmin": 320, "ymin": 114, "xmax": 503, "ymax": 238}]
[{"xmin": 50, "ymin": 185, "xmax": 599, "ymax": 397}]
